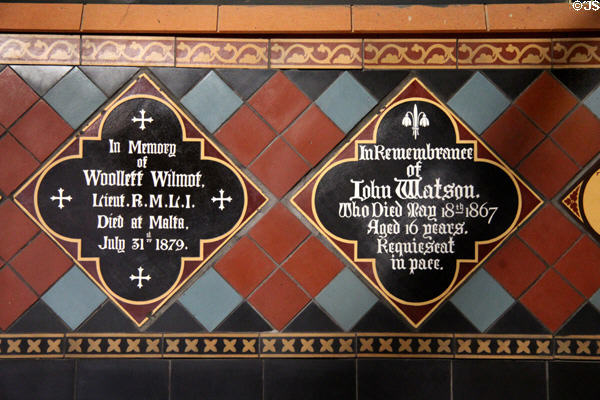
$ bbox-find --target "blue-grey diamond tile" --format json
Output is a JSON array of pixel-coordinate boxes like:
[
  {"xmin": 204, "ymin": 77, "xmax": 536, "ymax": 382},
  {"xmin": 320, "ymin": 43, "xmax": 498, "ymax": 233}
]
[
  {"xmin": 584, "ymin": 86, "xmax": 600, "ymax": 120},
  {"xmin": 12, "ymin": 65, "xmax": 72, "ymax": 96},
  {"xmin": 315, "ymin": 268, "xmax": 378, "ymax": 331},
  {"xmin": 315, "ymin": 71, "xmax": 378, "ymax": 133},
  {"xmin": 589, "ymin": 289, "xmax": 600, "ymax": 311},
  {"xmin": 41, "ymin": 266, "xmax": 106, "ymax": 330},
  {"xmin": 43, "ymin": 68, "xmax": 107, "ymax": 129},
  {"xmin": 450, "ymin": 269, "xmax": 514, "ymax": 332},
  {"xmin": 180, "ymin": 71, "xmax": 242, "ymax": 133},
  {"xmin": 448, "ymin": 72, "xmax": 511, "ymax": 134},
  {"xmin": 179, "ymin": 268, "xmax": 242, "ymax": 332}
]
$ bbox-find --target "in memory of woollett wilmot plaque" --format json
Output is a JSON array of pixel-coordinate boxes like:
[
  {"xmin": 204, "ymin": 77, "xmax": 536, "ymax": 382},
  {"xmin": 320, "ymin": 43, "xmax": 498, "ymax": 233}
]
[
  {"xmin": 293, "ymin": 78, "xmax": 542, "ymax": 327},
  {"xmin": 15, "ymin": 74, "xmax": 267, "ymax": 326}
]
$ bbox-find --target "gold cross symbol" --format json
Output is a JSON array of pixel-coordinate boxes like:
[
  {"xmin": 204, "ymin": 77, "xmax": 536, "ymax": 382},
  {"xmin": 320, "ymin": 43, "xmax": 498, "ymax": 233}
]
[
  {"xmin": 497, "ymin": 340, "xmax": 511, "ymax": 354},
  {"xmin": 516, "ymin": 340, "xmax": 531, "ymax": 354},
  {"xmin": 204, "ymin": 339, "xmax": 218, "ymax": 353},
  {"xmin": 47, "ymin": 339, "xmax": 61, "ymax": 354},
  {"xmin": 166, "ymin": 339, "xmax": 180, "ymax": 353},
  {"xmin": 223, "ymin": 339, "xmax": 237, "ymax": 353},
  {"xmin": 107, "ymin": 339, "xmax": 121, "ymax": 353},
  {"xmin": 26, "ymin": 339, "xmax": 41, "ymax": 354},
  {"xmin": 282, "ymin": 339, "xmax": 296, "ymax": 353},
  {"xmin": 320, "ymin": 339, "xmax": 334, "ymax": 353},
  {"xmin": 126, "ymin": 339, "xmax": 141, "ymax": 353},
  {"xmin": 300, "ymin": 339, "xmax": 314, "ymax": 353},
  {"xmin": 262, "ymin": 339, "xmax": 276, "ymax": 353},
  {"xmin": 68, "ymin": 338, "xmax": 82, "ymax": 353},
  {"xmin": 339, "ymin": 339, "xmax": 353, "ymax": 353},
  {"xmin": 359, "ymin": 338, "xmax": 374, "ymax": 352},
  {"xmin": 418, "ymin": 339, "xmax": 432, "ymax": 353},
  {"xmin": 457, "ymin": 339, "xmax": 472, "ymax": 354},
  {"xmin": 146, "ymin": 339, "xmax": 160, "ymax": 353},
  {"xmin": 87, "ymin": 339, "xmax": 102, "ymax": 353},
  {"xmin": 7, "ymin": 339, "xmax": 21, "ymax": 353},
  {"xmin": 242, "ymin": 339, "xmax": 256, "ymax": 353},
  {"xmin": 398, "ymin": 338, "xmax": 412, "ymax": 353},
  {"xmin": 437, "ymin": 339, "xmax": 451, "ymax": 353},
  {"xmin": 185, "ymin": 339, "xmax": 199, "ymax": 353},
  {"xmin": 379, "ymin": 338, "xmax": 393, "ymax": 353}
]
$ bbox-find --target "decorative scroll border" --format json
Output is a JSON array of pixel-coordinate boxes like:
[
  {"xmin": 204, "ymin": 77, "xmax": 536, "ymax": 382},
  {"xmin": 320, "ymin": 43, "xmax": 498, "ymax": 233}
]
[
  {"xmin": 1, "ymin": 34, "xmax": 597, "ymax": 68},
  {"xmin": 3, "ymin": 333, "xmax": 598, "ymax": 360}
]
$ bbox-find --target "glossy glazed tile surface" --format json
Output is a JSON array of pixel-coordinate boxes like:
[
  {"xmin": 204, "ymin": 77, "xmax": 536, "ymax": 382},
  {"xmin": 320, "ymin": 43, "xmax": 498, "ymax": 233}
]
[{"xmin": 0, "ymin": 35, "xmax": 599, "ymax": 397}]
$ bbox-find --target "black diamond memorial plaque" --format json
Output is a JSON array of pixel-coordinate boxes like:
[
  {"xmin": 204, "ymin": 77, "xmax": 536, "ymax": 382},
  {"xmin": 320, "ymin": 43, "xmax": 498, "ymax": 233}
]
[
  {"xmin": 292, "ymin": 78, "xmax": 542, "ymax": 327},
  {"xmin": 15, "ymin": 74, "xmax": 267, "ymax": 325}
]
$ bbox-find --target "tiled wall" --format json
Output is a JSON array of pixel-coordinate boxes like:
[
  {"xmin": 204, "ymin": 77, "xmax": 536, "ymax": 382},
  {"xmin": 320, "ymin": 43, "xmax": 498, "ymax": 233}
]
[{"xmin": 1, "ymin": 34, "xmax": 600, "ymax": 398}]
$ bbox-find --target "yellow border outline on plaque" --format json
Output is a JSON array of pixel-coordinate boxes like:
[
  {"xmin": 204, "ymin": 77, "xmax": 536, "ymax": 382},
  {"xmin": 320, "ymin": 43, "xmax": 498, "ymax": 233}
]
[
  {"xmin": 292, "ymin": 77, "xmax": 542, "ymax": 328},
  {"xmin": 13, "ymin": 73, "xmax": 268, "ymax": 327}
]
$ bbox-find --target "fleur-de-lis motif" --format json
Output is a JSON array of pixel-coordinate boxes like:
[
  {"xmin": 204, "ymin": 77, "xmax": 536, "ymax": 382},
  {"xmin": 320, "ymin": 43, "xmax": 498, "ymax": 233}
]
[{"xmin": 402, "ymin": 104, "xmax": 429, "ymax": 139}]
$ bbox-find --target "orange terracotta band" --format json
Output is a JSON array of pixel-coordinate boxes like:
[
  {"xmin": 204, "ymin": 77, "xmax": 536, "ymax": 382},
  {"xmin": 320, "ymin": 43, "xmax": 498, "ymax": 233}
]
[{"xmin": 0, "ymin": 3, "xmax": 598, "ymax": 34}]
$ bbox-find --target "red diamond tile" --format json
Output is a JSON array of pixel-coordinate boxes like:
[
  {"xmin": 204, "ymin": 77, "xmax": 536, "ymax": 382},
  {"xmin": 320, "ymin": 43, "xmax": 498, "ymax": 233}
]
[
  {"xmin": 249, "ymin": 203, "xmax": 310, "ymax": 264},
  {"xmin": 0, "ymin": 266, "xmax": 37, "ymax": 330},
  {"xmin": 518, "ymin": 139, "xmax": 578, "ymax": 198},
  {"xmin": 249, "ymin": 71, "xmax": 311, "ymax": 132},
  {"xmin": 521, "ymin": 269, "xmax": 584, "ymax": 332},
  {"xmin": 0, "ymin": 67, "xmax": 38, "ymax": 128},
  {"xmin": 9, "ymin": 100, "xmax": 72, "ymax": 161},
  {"xmin": 485, "ymin": 236, "xmax": 547, "ymax": 298},
  {"xmin": 282, "ymin": 236, "xmax": 344, "ymax": 297},
  {"xmin": 482, "ymin": 106, "xmax": 544, "ymax": 167},
  {"xmin": 249, "ymin": 138, "xmax": 310, "ymax": 198},
  {"xmin": 10, "ymin": 233, "xmax": 72, "ymax": 295},
  {"xmin": 0, "ymin": 200, "xmax": 39, "ymax": 261},
  {"xmin": 214, "ymin": 236, "xmax": 276, "ymax": 297},
  {"xmin": 515, "ymin": 72, "xmax": 577, "ymax": 133},
  {"xmin": 519, "ymin": 204, "xmax": 580, "ymax": 265},
  {"xmin": 249, "ymin": 269, "xmax": 309, "ymax": 330},
  {"xmin": 552, "ymin": 105, "xmax": 600, "ymax": 166},
  {"xmin": 0, "ymin": 134, "xmax": 39, "ymax": 194},
  {"xmin": 283, "ymin": 105, "xmax": 345, "ymax": 167},
  {"xmin": 555, "ymin": 236, "xmax": 600, "ymax": 298},
  {"xmin": 215, "ymin": 105, "xmax": 276, "ymax": 166}
]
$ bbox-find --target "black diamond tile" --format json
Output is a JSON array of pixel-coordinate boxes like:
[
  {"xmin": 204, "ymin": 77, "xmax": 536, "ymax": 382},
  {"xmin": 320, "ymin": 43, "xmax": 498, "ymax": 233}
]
[
  {"xmin": 557, "ymin": 303, "xmax": 600, "ymax": 335},
  {"xmin": 419, "ymin": 302, "xmax": 478, "ymax": 333},
  {"xmin": 284, "ymin": 70, "xmax": 341, "ymax": 101},
  {"xmin": 7, "ymin": 300, "xmax": 69, "ymax": 333},
  {"xmin": 284, "ymin": 302, "xmax": 341, "ymax": 332},
  {"xmin": 488, "ymin": 302, "xmax": 550, "ymax": 334},
  {"xmin": 552, "ymin": 69, "xmax": 600, "ymax": 100},
  {"xmin": 215, "ymin": 302, "xmax": 271, "ymax": 332},
  {"xmin": 217, "ymin": 69, "xmax": 276, "ymax": 100},
  {"xmin": 416, "ymin": 70, "xmax": 474, "ymax": 102},
  {"xmin": 0, "ymin": 360, "xmax": 75, "ymax": 400},
  {"xmin": 80, "ymin": 66, "xmax": 138, "ymax": 97},
  {"xmin": 77, "ymin": 359, "xmax": 169, "ymax": 400},
  {"xmin": 145, "ymin": 302, "xmax": 206, "ymax": 333},
  {"xmin": 149, "ymin": 67, "xmax": 209, "ymax": 98},
  {"xmin": 358, "ymin": 359, "xmax": 450, "ymax": 400},
  {"xmin": 484, "ymin": 69, "xmax": 542, "ymax": 100},
  {"xmin": 77, "ymin": 302, "xmax": 139, "ymax": 333},
  {"xmin": 172, "ymin": 359, "xmax": 262, "ymax": 400},
  {"xmin": 350, "ymin": 70, "xmax": 410, "ymax": 101},
  {"xmin": 550, "ymin": 362, "xmax": 600, "ymax": 400},
  {"xmin": 454, "ymin": 360, "xmax": 546, "ymax": 400},
  {"xmin": 12, "ymin": 65, "xmax": 72, "ymax": 96},
  {"xmin": 264, "ymin": 359, "xmax": 355, "ymax": 400},
  {"xmin": 353, "ymin": 301, "xmax": 413, "ymax": 332}
]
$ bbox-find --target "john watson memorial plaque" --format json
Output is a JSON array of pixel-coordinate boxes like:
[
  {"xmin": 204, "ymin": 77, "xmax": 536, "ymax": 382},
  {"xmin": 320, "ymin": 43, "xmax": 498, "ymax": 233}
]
[
  {"xmin": 15, "ymin": 74, "xmax": 267, "ymax": 325},
  {"xmin": 293, "ymin": 78, "xmax": 542, "ymax": 327}
]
